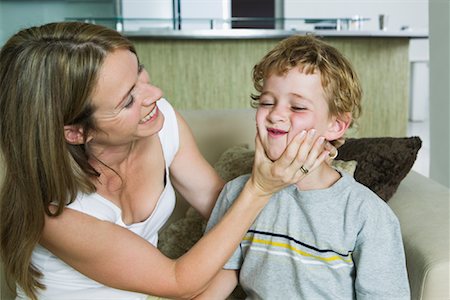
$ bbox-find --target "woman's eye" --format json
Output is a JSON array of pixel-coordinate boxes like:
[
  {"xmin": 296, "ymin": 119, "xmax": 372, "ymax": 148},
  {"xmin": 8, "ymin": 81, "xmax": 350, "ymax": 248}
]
[
  {"xmin": 124, "ymin": 95, "xmax": 135, "ymax": 109},
  {"xmin": 292, "ymin": 106, "xmax": 306, "ymax": 111},
  {"xmin": 259, "ymin": 101, "xmax": 273, "ymax": 107}
]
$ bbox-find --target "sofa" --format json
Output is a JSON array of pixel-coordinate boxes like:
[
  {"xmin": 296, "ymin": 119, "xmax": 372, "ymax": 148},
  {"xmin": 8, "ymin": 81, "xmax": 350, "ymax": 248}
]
[{"xmin": 1, "ymin": 108, "xmax": 449, "ymax": 300}]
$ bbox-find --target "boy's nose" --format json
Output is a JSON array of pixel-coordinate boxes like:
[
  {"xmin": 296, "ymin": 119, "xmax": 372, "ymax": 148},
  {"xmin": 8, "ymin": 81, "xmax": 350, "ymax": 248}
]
[{"xmin": 267, "ymin": 106, "xmax": 288, "ymax": 123}]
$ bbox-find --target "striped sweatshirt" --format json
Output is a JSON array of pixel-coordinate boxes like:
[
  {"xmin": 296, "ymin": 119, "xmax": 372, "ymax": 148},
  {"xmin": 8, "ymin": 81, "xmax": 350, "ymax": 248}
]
[{"xmin": 205, "ymin": 173, "xmax": 410, "ymax": 300}]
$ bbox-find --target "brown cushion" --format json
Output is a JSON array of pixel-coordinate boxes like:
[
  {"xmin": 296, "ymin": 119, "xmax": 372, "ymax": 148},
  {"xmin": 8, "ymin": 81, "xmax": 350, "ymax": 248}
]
[{"xmin": 336, "ymin": 137, "xmax": 422, "ymax": 201}]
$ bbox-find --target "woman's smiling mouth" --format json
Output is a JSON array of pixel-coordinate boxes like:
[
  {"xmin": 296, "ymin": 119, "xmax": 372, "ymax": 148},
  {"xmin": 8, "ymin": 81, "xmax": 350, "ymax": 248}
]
[{"xmin": 139, "ymin": 105, "xmax": 158, "ymax": 124}]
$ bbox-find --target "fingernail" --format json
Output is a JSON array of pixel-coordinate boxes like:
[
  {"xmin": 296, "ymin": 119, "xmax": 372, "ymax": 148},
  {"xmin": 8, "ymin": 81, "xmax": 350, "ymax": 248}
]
[
  {"xmin": 329, "ymin": 149, "xmax": 338, "ymax": 159},
  {"xmin": 299, "ymin": 130, "xmax": 306, "ymax": 138},
  {"xmin": 318, "ymin": 136, "xmax": 325, "ymax": 144},
  {"xmin": 308, "ymin": 129, "xmax": 316, "ymax": 137}
]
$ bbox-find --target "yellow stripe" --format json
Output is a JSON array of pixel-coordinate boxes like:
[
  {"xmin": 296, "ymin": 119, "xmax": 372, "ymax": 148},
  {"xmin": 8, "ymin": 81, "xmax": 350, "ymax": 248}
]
[{"xmin": 243, "ymin": 236, "xmax": 353, "ymax": 264}]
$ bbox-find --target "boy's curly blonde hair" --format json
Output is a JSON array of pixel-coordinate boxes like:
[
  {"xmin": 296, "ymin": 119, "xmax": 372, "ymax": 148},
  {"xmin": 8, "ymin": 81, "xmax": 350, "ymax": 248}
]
[{"xmin": 251, "ymin": 35, "xmax": 362, "ymax": 131}]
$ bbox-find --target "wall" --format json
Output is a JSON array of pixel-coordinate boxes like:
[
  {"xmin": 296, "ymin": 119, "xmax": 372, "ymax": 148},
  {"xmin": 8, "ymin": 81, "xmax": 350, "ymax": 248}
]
[
  {"xmin": 181, "ymin": 0, "xmax": 228, "ymax": 29},
  {"xmin": 284, "ymin": 0, "xmax": 428, "ymax": 32},
  {"xmin": 121, "ymin": 0, "xmax": 428, "ymax": 32},
  {"xmin": 0, "ymin": 0, "xmax": 116, "ymax": 45},
  {"xmin": 121, "ymin": 0, "xmax": 230, "ymax": 30},
  {"xmin": 1, "ymin": 0, "xmax": 430, "ymax": 40},
  {"xmin": 122, "ymin": 0, "xmax": 172, "ymax": 30},
  {"xmin": 429, "ymin": 0, "xmax": 450, "ymax": 187}
]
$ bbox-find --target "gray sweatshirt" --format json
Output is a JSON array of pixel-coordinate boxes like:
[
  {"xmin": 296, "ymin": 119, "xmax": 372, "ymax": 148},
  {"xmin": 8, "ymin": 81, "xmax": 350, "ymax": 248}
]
[{"xmin": 206, "ymin": 172, "xmax": 410, "ymax": 300}]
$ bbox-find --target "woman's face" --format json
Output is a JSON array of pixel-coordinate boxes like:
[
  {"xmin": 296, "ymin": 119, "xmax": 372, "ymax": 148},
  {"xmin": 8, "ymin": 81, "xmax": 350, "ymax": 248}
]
[{"xmin": 89, "ymin": 49, "xmax": 164, "ymax": 148}]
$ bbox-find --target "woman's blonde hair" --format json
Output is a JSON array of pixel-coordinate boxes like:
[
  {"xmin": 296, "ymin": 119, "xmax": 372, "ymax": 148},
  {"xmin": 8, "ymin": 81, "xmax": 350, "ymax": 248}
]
[
  {"xmin": 0, "ymin": 22, "xmax": 136, "ymax": 299},
  {"xmin": 251, "ymin": 35, "xmax": 362, "ymax": 128}
]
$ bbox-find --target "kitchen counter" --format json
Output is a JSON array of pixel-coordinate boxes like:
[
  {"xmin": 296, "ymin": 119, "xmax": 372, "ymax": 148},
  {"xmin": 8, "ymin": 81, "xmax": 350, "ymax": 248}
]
[{"xmin": 125, "ymin": 29, "xmax": 428, "ymax": 40}]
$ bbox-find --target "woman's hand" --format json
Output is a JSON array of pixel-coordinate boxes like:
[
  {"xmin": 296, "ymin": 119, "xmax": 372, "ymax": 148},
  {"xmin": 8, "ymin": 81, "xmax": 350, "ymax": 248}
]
[{"xmin": 248, "ymin": 129, "xmax": 336, "ymax": 197}]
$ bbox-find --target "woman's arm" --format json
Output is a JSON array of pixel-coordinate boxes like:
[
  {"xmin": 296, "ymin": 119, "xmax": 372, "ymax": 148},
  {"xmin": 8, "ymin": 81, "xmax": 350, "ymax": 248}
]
[
  {"xmin": 41, "ymin": 182, "xmax": 266, "ymax": 299},
  {"xmin": 169, "ymin": 111, "xmax": 225, "ymax": 219},
  {"xmin": 41, "ymin": 130, "xmax": 330, "ymax": 299},
  {"xmin": 194, "ymin": 269, "xmax": 239, "ymax": 300}
]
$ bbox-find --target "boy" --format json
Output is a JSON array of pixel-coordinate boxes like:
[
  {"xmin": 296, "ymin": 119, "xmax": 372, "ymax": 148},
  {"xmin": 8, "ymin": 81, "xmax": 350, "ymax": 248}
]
[{"xmin": 199, "ymin": 35, "xmax": 410, "ymax": 299}]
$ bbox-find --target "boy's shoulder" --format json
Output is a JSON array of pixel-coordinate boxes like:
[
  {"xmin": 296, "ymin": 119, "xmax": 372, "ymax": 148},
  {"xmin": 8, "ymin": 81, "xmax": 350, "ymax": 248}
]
[
  {"xmin": 340, "ymin": 173, "xmax": 399, "ymax": 222},
  {"xmin": 341, "ymin": 172, "xmax": 378, "ymax": 198}
]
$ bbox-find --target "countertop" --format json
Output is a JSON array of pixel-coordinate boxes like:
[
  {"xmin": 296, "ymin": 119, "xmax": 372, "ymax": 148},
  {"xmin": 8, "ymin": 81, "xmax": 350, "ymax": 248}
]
[{"xmin": 125, "ymin": 29, "xmax": 428, "ymax": 40}]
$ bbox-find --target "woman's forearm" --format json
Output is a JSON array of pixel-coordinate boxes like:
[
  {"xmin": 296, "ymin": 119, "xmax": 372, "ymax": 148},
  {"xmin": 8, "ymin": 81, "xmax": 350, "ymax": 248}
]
[{"xmin": 173, "ymin": 180, "xmax": 269, "ymax": 298}]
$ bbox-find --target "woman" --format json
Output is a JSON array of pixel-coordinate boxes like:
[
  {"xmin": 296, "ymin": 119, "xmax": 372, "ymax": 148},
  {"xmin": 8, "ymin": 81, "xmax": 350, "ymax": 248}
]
[{"xmin": 0, "ymin": 22, "xmax": 332, "ymax": 300}]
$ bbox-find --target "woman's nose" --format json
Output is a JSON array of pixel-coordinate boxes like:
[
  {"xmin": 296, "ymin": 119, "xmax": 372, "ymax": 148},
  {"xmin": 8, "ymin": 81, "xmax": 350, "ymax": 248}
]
[{"xmin": 137, "ymin": 83, "xmax": 163, "ymax": 106}]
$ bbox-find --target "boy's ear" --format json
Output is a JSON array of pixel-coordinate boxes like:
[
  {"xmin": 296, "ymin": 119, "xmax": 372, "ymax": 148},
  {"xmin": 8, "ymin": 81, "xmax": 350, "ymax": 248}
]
[
  {"xmin": 64, "ymin": 125, "xmax": 92, "ymax": 145},
  {"xmin": 325, "ymin": 112, "xmax": 352, "ymax": 141}
]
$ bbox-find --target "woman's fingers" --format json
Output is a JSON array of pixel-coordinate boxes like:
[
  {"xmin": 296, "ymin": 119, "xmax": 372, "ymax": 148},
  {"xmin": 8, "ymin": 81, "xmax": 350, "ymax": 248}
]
[
  {"xmin": 250, "ymin": 129, "xmax": 338, "ymax": 197},
  {"xmin": 253, "ymin": 132, "xmax": 270, "ymax": 165},
  {"xmin": 289, "ymin": 129, "xmax": 317, "ymax": 171},
  {"xmin": 292, "ymin": 134, "xmax": 329, "ymax": 181},
  {"xmin": 250, "ymin": 135, "xmax": 277, "ymax": 197},
  {"xmin": 324, "ymin": 142, "xmax": 338, "ymax": 165},
  {"xmin": 274, "ymin": 130, "xmax": 307, "ymax": 170}
]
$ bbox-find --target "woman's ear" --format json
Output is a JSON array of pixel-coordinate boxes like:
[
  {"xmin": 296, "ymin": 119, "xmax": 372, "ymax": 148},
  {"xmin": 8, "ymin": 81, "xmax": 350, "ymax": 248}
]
[
  {"xmin": 325, "ymin": 112, "xmax": 352, "ymax": 141},
  {"xmin": 64, "ymin": 125, "xmax": 91, "ymax": 145}
]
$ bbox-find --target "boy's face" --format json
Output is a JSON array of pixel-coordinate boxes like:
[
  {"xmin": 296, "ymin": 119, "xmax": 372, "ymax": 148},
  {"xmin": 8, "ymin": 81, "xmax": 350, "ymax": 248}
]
[{"xmin": 256, "ymin": 67, "xmax": 335, "ymax": 161}]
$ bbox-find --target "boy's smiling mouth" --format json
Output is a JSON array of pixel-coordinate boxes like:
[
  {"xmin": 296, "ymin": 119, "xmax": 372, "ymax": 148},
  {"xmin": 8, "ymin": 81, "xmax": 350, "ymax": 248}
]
[{"xmin": 267, "ymin": 127, "xmax": 288, "ymax": 138}]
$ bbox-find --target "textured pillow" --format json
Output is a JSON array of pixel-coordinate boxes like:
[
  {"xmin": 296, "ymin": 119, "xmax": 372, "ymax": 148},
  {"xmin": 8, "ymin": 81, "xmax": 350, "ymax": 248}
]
[
  {"xmin": 336, "ymin": 136, "xmax": 422, "ymax": 201},
  {"xmin": 213, "ymin": 145, "xmax": 254, "ymax": 181},
  {"xmin": 332, "ymin": 159, "xmax": 358, "ymax": 176},
  {"xmin": 158, "ymin": 208, "xmax": 204, "ymax": 259}
]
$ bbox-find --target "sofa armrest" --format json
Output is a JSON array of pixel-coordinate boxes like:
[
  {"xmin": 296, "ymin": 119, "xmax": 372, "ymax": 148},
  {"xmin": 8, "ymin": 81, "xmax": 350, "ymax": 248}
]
[{"xmin": 388, "ymin": 171, "xmax": 450, "ymax": 300}]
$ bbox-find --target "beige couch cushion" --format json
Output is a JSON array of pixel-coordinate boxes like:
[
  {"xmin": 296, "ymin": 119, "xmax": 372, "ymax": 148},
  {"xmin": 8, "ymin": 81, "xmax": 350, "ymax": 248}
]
[
  {"xmin": 388, "ymin": 171, "xmax": 450, "ymax": 300},
  {"xmin": 179, "ymin": 108, "xmax": 257, "ymax": 165}
]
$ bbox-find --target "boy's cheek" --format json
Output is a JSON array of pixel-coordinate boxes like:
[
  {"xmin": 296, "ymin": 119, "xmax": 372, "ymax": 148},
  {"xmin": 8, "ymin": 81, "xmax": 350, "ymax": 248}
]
[
  {"xmin": 255, "ymin": 111, "xmax": 266, "ymax": 135},
  {"xmin": 287, "ymin": 118, "xmax": 310, "ymax": 142}
]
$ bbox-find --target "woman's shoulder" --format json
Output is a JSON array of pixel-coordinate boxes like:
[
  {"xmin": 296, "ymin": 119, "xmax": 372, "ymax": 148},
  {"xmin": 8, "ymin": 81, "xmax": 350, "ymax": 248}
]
[
  {"xmin": 67, "ymin": 192, "xmax": 122, "ymax": 223},
  {"xmin": 156, "ymin": 98, "xmax": 179, "ymax": 164}
]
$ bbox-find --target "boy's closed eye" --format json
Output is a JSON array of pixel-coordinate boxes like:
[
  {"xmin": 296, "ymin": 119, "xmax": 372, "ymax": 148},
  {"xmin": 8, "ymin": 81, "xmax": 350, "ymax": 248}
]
[
  {"xmin": 258, "ymin": 99, "xmax": 275, "ymax": 107},
  {"xmin": 291, "ymin": 106, "xmax": 307, "ymax": 112}
]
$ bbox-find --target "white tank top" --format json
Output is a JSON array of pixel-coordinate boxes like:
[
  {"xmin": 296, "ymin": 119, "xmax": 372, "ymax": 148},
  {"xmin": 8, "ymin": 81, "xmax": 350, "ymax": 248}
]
[{"xmin": 16, "ymin": 98, "xmax": 179, "ymax": 299}]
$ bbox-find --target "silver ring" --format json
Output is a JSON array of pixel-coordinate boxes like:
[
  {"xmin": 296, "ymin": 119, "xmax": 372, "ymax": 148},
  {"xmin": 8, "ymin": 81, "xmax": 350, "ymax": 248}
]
[{"xmin": 300, "ymin": 165, "xmax": 309, "ymax": 174}]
